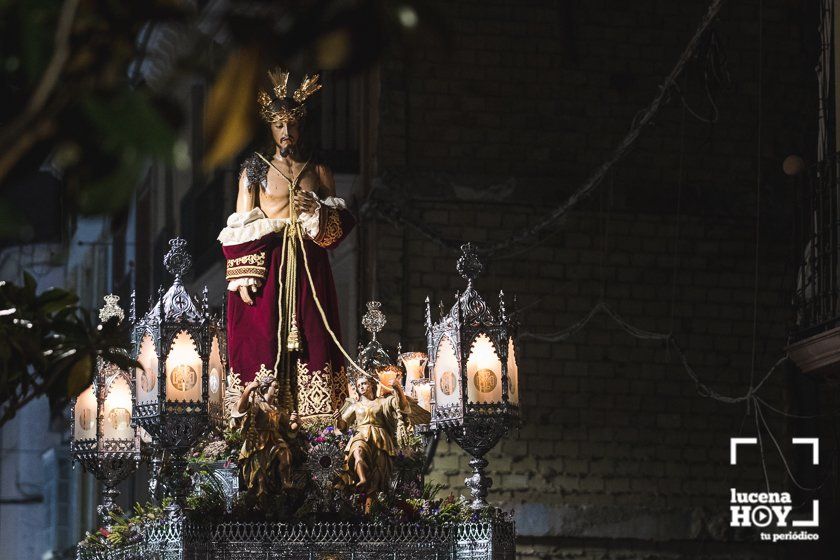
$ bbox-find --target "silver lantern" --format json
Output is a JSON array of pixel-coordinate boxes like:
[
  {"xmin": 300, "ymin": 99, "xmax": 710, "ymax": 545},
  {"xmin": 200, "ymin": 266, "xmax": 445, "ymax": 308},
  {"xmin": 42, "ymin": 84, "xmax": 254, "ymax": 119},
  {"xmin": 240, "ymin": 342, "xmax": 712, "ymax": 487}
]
[
  {"xmin": 131, "ymin": 237, "xmax": 213, "ymax": 515},
  {"xmin": 71, "ymin": 295, "xmax": 141, "ymax": 525},
  {"xmin": 426, "ymin": 243, "xmax": 521, "ymax": 509}
]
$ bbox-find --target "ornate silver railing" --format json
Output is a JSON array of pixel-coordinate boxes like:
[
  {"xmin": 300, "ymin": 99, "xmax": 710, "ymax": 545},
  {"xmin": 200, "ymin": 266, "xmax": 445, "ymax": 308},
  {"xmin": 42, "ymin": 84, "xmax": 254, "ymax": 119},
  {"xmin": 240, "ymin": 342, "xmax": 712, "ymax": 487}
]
[{"xmin": 77, "ymin": 519, "xmax": 515, "ymax": 560}]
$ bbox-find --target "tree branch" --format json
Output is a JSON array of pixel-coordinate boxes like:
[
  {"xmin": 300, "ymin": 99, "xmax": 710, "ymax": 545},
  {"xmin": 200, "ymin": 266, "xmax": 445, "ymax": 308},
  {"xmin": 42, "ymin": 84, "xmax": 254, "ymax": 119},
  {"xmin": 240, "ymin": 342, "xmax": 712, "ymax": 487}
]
[{"xmin": 0, "ymin": 0, "xmax": 80, "ymax": 183}]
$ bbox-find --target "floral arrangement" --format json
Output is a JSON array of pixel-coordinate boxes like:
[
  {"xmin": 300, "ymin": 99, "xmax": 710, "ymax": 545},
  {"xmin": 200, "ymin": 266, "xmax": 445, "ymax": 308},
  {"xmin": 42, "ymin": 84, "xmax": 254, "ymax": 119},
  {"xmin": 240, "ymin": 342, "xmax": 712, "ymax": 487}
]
[
  {"xmin": 188, "ymin": 427, "xmax": 243, "ymax": 466},
  {"xmin": 78, "ymin": 500, "xmax": 170, "ymax": 551},
  {"xmin": 362, "ymin": 482, "xmax": 505, "ymax": 525},
  {"xmin": 303, "ymin": 423, "xmax": 350, "ymax": 447}
]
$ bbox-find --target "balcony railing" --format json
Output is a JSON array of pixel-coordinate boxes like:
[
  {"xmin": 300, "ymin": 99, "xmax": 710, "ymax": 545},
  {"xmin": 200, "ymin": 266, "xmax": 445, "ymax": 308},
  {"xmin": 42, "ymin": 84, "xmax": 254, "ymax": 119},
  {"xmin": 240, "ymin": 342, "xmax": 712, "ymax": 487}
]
[{"xmin": 792, "ymin": 153, "xmax": 840, "ymax": 341}]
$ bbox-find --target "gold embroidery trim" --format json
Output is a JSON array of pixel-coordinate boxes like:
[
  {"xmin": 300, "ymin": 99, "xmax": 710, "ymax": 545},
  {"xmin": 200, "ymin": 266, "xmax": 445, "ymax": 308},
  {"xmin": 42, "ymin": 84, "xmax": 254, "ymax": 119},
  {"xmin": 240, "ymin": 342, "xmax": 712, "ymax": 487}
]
[
  {"xmin": 314, "ymin": 208, "xmax": 342, "ymax": 248},
  {"xmin": 227, "ymin": 252, "xmax": 266, "ymax": 267},
  {"xmin": 226, "ymin": 251, "xmax": 267, "ymax": 280},
  {"xmin": 296, "ymin": 361, "xmax": 349, "ymax": 417},
  {"xmin": 227, "ymin": 265, "xmax": 267, "ymax": 280}
]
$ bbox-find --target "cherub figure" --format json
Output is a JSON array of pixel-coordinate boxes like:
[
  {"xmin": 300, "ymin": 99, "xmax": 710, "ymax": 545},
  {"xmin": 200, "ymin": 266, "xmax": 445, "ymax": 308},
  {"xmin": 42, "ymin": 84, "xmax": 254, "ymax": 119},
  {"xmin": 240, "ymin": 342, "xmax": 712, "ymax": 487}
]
[
  {"xmin": 333, "ymin": 374, "xmax": 410, "ymax": 495},
  {"xmin": 233, "ymin": 376, "xmax": 300, "ymax": 498}
]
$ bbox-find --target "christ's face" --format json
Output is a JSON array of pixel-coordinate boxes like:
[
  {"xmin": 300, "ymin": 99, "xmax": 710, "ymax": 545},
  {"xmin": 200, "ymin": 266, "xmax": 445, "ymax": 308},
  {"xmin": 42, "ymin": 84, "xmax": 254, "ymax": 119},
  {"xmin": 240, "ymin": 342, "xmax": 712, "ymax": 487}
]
[{"xmin": 271, "ymin": 119, "xmax": 301, "ymax": 154}]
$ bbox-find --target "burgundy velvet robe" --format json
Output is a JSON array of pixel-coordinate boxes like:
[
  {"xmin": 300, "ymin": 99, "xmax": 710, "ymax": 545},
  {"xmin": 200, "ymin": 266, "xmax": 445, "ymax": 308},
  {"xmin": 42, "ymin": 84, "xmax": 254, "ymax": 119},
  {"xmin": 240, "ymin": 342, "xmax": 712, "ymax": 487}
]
[{"xmin": 221, "ymin": 204, "xmax": 355, "ymax": 418}]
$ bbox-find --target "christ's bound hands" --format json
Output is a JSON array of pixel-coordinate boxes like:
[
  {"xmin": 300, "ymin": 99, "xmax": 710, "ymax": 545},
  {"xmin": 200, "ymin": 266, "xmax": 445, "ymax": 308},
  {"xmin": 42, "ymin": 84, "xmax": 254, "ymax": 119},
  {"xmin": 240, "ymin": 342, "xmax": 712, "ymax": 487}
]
[{"xmin": 294, "ymin": 190, "xmax": 319, "ymax": 216}]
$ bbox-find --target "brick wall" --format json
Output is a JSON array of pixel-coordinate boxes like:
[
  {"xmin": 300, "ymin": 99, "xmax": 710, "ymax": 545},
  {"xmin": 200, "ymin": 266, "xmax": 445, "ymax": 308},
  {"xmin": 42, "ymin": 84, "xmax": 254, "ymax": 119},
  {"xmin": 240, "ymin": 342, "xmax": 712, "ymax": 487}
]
[
  {"xmin": 371, "ymin": 204, "xmax": 793, "ymax": 555},
  {"xmin": 382, "ymin": 0, "xmax": 814, "ymax": 207},
  {"xmin": 365, "ymin": 0, "xmax": 828, "ymax": 557}
]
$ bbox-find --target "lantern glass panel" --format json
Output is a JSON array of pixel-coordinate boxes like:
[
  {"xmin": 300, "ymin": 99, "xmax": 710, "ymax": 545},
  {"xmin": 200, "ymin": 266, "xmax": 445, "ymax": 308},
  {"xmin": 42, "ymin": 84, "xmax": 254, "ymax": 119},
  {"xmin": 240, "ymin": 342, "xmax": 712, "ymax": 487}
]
[
  {"xmin": 136, "ymin": 334, "xmax": 159, "ymax": 404},
  {"xmin": 507, "ymin": 337, "xmax": 519, "ymax": 404},
  {"xmin": 466, "ymin": 333, "xmax": 503, "ymax": 404},
  {"xmin": 74, "ymin": 385, "xmax": 97, "ymax": 440},
  {"xmin": 208, "ymin": 335, "xmax": 224, "ymax": 408},
  {"xmin": 103, "ymin": 376, "xmax": 134, "ymax": 441},
  {"xmin": 433, "ymin": 336, "xmax": 460, "ymax": 409},
  {"xmin": 165, "ymin": 330, "xmax": 203, "ymax": 402}
]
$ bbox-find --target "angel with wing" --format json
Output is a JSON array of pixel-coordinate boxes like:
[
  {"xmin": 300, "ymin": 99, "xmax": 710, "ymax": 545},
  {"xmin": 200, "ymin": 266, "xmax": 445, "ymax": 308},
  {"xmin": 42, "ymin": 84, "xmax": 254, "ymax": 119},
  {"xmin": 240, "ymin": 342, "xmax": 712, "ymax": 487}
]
[
  {"xmin": 333, "ymin": 372, "xmax": 429, "ymax": 496},
  {"xmin": 231, "ymin": 371, "xmax": 300, "ymax": 498}
]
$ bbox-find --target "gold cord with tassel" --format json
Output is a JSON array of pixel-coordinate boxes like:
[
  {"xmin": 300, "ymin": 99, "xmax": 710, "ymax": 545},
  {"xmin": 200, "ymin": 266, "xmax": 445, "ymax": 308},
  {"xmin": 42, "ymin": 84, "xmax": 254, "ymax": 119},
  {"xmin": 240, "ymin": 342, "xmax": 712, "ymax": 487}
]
[
  {"xmin": 257, "ymin": 152, "xmax": 309, "ymax": 407},
  {"xmin": 255, "ymin": 152, "xmax": 389, "ymax": 411}
]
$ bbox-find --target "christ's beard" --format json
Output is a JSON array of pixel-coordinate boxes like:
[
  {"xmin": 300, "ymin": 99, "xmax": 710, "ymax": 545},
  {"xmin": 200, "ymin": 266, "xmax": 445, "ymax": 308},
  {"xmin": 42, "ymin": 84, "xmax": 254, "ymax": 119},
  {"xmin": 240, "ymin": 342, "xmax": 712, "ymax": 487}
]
[{"xmin": 277, "ymin": 137, "xmax": 295, "ymax": 158}]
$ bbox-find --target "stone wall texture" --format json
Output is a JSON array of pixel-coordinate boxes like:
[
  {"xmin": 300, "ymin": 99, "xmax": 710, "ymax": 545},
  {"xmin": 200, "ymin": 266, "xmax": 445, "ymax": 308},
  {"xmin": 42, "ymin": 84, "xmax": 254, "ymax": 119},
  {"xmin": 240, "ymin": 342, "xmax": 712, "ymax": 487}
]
[{"xmin": 363, "ymin": 0, "xmax": 832, "ymax": 557}]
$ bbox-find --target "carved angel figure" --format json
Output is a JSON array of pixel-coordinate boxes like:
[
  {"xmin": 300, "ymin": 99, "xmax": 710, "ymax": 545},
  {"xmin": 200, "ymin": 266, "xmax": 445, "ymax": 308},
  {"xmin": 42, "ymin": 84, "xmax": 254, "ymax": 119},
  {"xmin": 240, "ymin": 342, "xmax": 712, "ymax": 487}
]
[
  {"xmin": 232, "ymin": 375, "xmax": 300, "ymax": 498},
  {"xmin": 333, "ymin": 374, "xmax": 411, "ymax": 495}
]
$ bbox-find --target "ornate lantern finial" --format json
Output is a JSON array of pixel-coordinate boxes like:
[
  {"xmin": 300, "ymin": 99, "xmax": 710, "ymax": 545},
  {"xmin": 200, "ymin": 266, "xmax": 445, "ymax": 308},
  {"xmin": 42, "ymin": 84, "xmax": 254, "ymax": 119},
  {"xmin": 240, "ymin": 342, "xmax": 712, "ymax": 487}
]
[
  {"xmin": 164, "ymin": 237, "xmax": 192, "ymax": 280},
  {"xmin": 98, "ymin": 294, "xmax": 125, "ymax": 324},
  {"xmin": 361, "ymin": 301, "xmax": 386, "ymax": 341},
  {"xmin": 456, "ymin": 243, "xmax": 483, "ymax": 286},
  {"xmin": 358, "ymin": 301, "xmax": 393, "ymax": 372}
]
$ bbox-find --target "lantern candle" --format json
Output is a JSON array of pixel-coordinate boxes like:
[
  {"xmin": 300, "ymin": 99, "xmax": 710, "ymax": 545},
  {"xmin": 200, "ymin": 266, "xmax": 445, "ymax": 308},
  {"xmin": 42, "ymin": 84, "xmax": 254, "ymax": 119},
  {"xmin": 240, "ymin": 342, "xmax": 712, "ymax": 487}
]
[
  {"xmin": 74, "ymin": 385, "xmax": 97, "ymax": 440},
  {"xmin": 414, "ymin": 380, "xmax": 432, "ymax": 412},
  {"xmin": 399, "ymin": 352, "xmax": 428, "ymax": 397},
  {"xmin": 165, "ymin": 330, "xmax": 203, "ymax": 402},
  {"xmin": 103, "ymin": 376, "xmax": 134, "ymax": 439},
  {"xmin": 466, "ymin": 333, "xmax": 503, "ymax": 404}
]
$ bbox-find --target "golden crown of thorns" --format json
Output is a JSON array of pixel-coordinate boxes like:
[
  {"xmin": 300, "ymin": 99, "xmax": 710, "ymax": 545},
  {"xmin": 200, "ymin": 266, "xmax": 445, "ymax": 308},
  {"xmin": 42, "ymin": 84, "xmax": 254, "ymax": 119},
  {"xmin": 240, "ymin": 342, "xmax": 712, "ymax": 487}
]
[{"xmin": 257, "ymin": 68, "xmax": 322, "ymax": 124}]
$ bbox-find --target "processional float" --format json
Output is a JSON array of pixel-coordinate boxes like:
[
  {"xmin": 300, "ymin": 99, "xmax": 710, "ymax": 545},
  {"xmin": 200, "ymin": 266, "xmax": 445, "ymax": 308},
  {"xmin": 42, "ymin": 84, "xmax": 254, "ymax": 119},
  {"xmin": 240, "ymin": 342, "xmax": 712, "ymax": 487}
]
[{"xmin": 72, "ymin": 237, "xmax": 521, "ymax": 559}]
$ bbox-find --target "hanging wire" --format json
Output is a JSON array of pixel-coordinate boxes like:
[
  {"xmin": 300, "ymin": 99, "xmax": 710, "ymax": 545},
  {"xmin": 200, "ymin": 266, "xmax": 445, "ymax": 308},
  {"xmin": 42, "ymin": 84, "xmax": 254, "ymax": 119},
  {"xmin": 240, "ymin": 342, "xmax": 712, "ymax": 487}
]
[
  {"xmin": 518, "ymin": 295, "xmax": 832, "ymax": 496},
  {"xmin": 521, "ymin": 298, "xmax": 788, "ymax": 406},
  {"xmin": 361, "ymin": 0, "xmax": 730, "ymax": 260},
  {"xmin": 738, "ymin": 425, "xmax": 833, "ymax": 519},
  {"xmin": 359, "ymin": 176, "xmax": 462, "ymax": 252},
  {"xmin": 671, "ymin": 28, "xmax": 731, "ymax": 127},
  {"xmin": 672, "ymin": 82, "xmax": 718, "ymax": 125},
  {"xmin": 754, "ymin": 396, "xmax": 772, "ymax": 493},
  {"xmin": 752, "ymin": 394, "xmax": 840, "ymax": 420},
  {"xmin": 476, "ymin": 0, "xmax": 727, "ymax": 257},
  {"xmin": 754, "ymin": 397, "xmax": 828, "ymax": 492}
]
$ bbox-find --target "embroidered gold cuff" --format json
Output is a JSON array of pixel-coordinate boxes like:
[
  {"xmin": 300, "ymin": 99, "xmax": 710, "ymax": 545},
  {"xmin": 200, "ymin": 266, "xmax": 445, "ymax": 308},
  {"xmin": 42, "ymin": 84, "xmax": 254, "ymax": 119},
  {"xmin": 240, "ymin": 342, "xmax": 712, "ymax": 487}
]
[
  {"xmin": 313, "ymin": 207, "xmax": 342, "ymax": 248},
  {"xmin": 226, "ymin": 252, "xmax": 267, "ymax": 280}
]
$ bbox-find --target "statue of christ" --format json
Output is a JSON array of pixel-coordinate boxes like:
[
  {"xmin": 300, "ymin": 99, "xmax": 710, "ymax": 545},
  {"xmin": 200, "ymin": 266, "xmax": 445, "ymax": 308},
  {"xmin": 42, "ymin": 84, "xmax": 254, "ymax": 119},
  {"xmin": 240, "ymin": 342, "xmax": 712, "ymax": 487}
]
[{"xmin": 218, "ymin": 69, "xmax": 355, "ymax": 421}]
